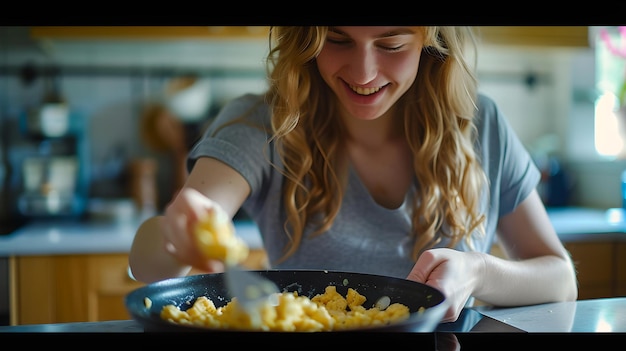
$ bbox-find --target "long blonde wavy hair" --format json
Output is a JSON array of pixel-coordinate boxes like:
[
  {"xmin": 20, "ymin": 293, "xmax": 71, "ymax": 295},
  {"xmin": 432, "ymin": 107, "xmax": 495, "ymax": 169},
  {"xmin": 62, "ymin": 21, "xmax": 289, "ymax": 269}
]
[{"xmin": 264, "ymin": 26, "xmax": 487, "ymax": 264}]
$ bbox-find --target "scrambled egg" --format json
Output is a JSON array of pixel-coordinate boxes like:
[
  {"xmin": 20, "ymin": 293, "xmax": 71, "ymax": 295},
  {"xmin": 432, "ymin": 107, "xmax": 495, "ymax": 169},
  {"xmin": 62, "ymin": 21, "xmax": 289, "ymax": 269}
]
[
  {"xmin": 193, "ymin": 207, "xmax": 249, "ymax": 266},
  {"xmin": 160, "ymin": 285, "xmax": 412, "ymax": 332}
]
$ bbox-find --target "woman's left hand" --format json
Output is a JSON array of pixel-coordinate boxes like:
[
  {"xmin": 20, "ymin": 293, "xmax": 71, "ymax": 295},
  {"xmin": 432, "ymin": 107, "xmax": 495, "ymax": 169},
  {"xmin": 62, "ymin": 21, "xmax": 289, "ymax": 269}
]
[{"xmin": 406, "ymin": 248, "xmax": 483, "ymax": 323}]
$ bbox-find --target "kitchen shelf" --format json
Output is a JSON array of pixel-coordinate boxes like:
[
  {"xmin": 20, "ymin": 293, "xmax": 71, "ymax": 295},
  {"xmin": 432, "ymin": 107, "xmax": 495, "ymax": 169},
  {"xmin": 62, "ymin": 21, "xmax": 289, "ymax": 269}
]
[
  {"xmin": 30, "ymin": 26, "xmax": 589, "ymax": 48},
  {"xmin": 476, "ymin": 26, "xmax": 590, "ymax": 48},
  {"xmin": 29, "ymin": 26, "xmax": 269, "ymax": 40},
  {"xmin": 0, "ymin": 64, "xmax": 266, "ymax": 79}
]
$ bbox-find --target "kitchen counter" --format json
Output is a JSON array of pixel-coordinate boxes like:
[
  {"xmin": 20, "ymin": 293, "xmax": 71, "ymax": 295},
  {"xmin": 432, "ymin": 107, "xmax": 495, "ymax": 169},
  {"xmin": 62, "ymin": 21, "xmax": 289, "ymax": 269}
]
[
  {"xmin": 474, "ymin": 297, "xmax": 626, "ymax": 332},
  {"xmin": 0, "ymin": 218, "xmax": 264, "ymax": 257},
  {"xmin": 1, "ymin": 207, "xmax": 625, "ymax": 257},
  {"xmin": 3, "ymin": 209, "xmax": 625, "ymax": 345},
  {"xmin": 0, "ymin": 297, "xmax": 624, "ymax": 335},
  {"xmin": 546, "ymin": 207, "xmax": 626, "ymax": 242}
]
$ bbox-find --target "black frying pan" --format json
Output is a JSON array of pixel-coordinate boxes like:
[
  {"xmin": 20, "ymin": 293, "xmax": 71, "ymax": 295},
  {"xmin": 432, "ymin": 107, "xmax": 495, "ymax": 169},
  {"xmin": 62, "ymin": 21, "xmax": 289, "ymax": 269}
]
[{"xmin": 125, "ymin": 269, "xmax": 447, "ymax": 332}]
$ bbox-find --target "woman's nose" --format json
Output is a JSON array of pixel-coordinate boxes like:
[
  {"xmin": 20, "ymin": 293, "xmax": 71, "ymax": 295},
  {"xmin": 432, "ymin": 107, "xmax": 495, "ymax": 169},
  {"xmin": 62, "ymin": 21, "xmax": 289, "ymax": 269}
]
[{"xmin": 348, "ymin": 47, "xmax": 378, "ymax": 85}]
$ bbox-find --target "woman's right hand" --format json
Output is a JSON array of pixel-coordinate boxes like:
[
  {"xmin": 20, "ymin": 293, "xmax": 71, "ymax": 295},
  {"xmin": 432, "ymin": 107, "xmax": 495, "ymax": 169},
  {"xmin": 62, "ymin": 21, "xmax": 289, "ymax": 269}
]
[
  {"xmin": 129, "ymin": 157, "xmax": 250, "ymax": 284},
  {"xmin": 161, "ymin": 187, "xmax": 227, "ymax": 273}
]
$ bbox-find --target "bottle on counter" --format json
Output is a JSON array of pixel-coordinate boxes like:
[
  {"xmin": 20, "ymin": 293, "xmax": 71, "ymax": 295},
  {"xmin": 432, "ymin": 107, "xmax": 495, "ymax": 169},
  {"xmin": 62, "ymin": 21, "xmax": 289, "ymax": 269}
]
[{"xmin": 129, "ymin": 158, "xmax": 158, "ymax": 220}]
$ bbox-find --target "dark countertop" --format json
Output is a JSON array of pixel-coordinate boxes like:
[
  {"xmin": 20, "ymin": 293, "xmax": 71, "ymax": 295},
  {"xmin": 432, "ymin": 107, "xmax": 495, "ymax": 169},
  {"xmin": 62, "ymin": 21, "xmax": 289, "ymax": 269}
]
[{"xmin": 1, "ymin": 297, "xmax": 625, "ymax": 333}]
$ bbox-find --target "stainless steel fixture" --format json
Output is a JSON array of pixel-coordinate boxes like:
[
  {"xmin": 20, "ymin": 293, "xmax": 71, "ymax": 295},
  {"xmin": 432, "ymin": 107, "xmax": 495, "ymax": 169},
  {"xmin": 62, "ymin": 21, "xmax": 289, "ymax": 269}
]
[{"xmin": 16, "ymin": 135, "xmax": 87, "ymax": 218}]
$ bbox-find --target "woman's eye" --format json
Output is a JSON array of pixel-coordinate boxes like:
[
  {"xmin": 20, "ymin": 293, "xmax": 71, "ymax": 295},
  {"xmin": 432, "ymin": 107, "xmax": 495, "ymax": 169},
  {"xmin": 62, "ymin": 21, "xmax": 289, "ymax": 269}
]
[
  {"xmin": 378, "ymin": 41, "xmax": 407, "ymax": 52},
  {"xmin": 325, "ymin": 37, "xmax": 406, "ymax": 52},
  {"xmin": 379, "ymin": 45, "xmax": 404, "ymax": 52}
]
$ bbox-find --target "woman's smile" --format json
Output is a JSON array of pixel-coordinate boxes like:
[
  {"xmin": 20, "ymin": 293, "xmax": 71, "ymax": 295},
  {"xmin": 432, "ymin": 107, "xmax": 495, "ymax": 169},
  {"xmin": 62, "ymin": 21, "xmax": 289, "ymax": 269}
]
[
  {"xmin": 349, "ymin": 84, "xmax": 384, "ymax": 96},
  {"xmin": 342, "ymin": 81, "xmax": 388, "ymax": 106}
]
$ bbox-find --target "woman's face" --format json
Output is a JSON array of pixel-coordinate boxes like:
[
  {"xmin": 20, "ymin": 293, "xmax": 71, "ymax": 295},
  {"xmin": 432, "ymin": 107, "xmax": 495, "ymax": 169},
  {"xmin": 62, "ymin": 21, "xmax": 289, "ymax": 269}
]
[{"xmin": 316, "ymin": 26, "xmax": 425, "ymax": 121}]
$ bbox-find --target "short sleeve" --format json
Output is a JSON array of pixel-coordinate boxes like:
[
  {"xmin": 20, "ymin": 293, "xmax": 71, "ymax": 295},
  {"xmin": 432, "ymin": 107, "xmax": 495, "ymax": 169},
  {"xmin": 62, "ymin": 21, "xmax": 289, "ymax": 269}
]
[
  {"xmin": 475, "ymin": 94, "xmax": 541, "ymax": 218},
  {"xmin": 187, "ymin": 93, "xmax": 275, "ymax": 193}
]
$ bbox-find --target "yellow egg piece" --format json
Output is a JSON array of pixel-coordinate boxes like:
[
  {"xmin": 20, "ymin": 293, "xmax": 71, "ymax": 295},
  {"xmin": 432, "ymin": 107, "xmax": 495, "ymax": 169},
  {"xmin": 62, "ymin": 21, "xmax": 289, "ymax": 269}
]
[{"xmin": 194, "ymin": 208, "xmax": 249, "ymax": 266}]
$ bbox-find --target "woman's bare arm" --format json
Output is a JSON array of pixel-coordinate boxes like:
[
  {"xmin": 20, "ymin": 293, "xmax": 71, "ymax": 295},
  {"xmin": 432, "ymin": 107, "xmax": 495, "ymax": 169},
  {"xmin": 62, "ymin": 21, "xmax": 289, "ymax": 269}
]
[
  {"xmin": 407, "ymin": 189, "xmax": 578, "ymax": 322},
  {"xmin": 475, "ymin": 189, "xmax": 578, "ymax": 305},
  {"xmin": 129, "ymin": 157, "xmax": 251, "ymax": 283}
]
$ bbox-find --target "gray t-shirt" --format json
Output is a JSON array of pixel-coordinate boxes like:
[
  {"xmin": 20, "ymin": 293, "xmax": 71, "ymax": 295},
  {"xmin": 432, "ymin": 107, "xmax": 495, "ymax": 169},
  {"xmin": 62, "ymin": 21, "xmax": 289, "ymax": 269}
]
[{"xmin": 188, "ymin": 93, "xmax": 540, "ymax": 279}]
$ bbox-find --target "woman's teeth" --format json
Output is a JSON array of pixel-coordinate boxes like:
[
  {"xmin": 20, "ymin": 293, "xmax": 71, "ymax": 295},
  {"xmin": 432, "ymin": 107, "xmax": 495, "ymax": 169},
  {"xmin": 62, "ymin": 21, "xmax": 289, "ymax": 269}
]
[{"xmin": 350, "ymin": 85, "xmax": 381, "ymax": 96}]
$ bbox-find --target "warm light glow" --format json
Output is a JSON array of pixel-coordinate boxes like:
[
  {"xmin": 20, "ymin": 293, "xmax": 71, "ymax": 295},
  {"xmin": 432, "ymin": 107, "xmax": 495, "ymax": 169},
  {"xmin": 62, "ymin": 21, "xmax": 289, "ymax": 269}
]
[
  {"xmin": 595, "ymin": 27, "xmax": 626, "ymax": 158},
  {"xmin": 595, "ymin": 316, "xmax": 613, "ymax": 332},
  {"xmin": 606, "ymin": 208, "xmax": 625, "ymax": 223},
  {"xmin": 595, "ymin": 92, "xmax": 623, "ymax": 156}
]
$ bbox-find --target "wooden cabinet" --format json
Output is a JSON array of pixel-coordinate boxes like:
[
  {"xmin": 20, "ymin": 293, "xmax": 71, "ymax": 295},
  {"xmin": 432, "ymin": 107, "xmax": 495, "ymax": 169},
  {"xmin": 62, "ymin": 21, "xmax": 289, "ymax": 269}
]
[
  {"xmin": 9, "ymin": 250, "xmax": 268, "ymax": 325},
  {"xmin": 616, "ymin": 242, "xmax": 626, "ymax": 296},
  {"xmin": 9, "ymin": 253, "xmax": 143, "ymax": 325},
  {"xmin": 565, "ymin": 242, "xmax": 615, "ymax": 299},
  {"xmin": 489, "ymin": 240, "xmax": 624, "ymax": 301},
  {"xmin": 476, "ymin": 26, "xmax": 589, "ymax": 48}
]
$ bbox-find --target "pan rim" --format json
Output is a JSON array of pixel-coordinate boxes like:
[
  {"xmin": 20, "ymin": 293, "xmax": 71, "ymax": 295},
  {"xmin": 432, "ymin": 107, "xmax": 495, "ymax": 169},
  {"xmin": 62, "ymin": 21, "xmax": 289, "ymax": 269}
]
[{"xmin": 125, "ymin": 269, "xmax": 448, "ymax": 332}]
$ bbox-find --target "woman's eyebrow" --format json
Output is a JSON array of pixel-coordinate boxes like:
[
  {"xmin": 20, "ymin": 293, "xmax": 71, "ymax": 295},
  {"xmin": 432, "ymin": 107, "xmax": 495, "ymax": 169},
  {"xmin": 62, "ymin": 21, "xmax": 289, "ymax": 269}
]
[
  {"xmin": 327, "ymin": 27, "xmax": 416, "ymax": 38},
  {"xmin": 377, "ymin": 28, "xmax": 417, "ymax": 38},
  {"xmin": 327, "ymin": 27, "xmax": 346, "ymax": 35}
]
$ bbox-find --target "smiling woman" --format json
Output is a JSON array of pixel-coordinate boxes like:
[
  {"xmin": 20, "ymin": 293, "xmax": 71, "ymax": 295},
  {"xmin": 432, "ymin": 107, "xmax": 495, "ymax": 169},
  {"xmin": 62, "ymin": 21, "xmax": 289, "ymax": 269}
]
[{"xmin": 128, "ymin": 26, "xmax": 577, "ymax": 327}]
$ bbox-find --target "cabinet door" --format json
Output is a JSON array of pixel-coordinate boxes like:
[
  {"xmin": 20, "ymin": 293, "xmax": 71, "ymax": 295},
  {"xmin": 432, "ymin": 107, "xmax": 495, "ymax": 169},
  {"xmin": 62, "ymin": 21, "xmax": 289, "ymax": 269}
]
[
  {"xmin": 616, "ymin": 242, "xmax": 626, "ymax": 296},
  {"xmin": 87, "ymin": 254, "xmax": 145, "ymax": 321},
  {"xmin": 10, "ymin": 255, "xmax": 89, "ymax": 324},
  {"xmin": 565, "ymin": 242, "xmax": 614, "ymax": 299},
  {"xmin": 10, "ymin": 251, "xmax": 270, "ymax": 325},
  {"xmin": 10, "ymin": 254, "xmax": 145, "ymax": 325}
]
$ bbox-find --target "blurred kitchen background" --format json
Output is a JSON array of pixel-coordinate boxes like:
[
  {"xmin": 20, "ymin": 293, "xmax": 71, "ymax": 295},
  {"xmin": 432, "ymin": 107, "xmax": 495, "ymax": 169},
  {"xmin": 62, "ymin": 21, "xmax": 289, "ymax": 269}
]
[
  {"xmin": 2, "ymin": 26, "xmax": 626, "ymax": 326},
  {"xmin": 0, "ymin": 27, "xmax": 272, "ymax": 229},
  {"xmin": 3, "ymin": 26, "xmax": 624, "ymax": 224}
]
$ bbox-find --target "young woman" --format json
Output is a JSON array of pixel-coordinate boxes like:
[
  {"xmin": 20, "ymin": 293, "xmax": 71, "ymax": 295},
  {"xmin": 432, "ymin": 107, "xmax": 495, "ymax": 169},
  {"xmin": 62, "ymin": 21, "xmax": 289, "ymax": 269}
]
[{"xmin": 129, "ymin": 26, "xmax": 578, "ymax": 322}]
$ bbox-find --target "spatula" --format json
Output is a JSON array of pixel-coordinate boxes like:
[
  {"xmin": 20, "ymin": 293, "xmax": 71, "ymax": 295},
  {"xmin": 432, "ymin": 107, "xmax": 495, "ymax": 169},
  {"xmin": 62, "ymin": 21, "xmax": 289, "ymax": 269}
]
[
  {"xmin": 192, "ymin": 209, "xmax": 281, "ymax": 325},
  {"xmin": 223, "ymin": 265, "xmax": 280, "ymax": 325}
]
